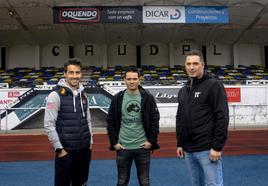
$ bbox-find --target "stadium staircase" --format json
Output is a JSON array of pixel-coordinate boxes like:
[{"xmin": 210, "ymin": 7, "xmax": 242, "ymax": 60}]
[
  {"xmin": 0, "ymin": 86, "xmax": 114, "ymax": 130},
  {"xmin": 87, "ymin": 86, "xmax": 114, "ymax": 113},
  {"xmin": 0, "ymin": 88, "xmax": 49, "ymax": 130}
]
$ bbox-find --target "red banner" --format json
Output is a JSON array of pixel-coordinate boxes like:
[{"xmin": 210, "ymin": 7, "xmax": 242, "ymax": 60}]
[
  {"xmin": 225, "ymin": 88, "xmax": 241, "ymax": 102},
  {"xmin": 8, "ymin": 91, "xmax": 20, "ymax": 98}
]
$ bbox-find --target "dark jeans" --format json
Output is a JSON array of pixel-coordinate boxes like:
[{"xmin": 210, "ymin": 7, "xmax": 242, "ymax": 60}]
[
  {"xmin": 116, "ymin": 148, "xmax": 151, "ymax": 186},
  {"xmin": 55, "ymin": 149, "xmax": 91, "ymax": 186}
]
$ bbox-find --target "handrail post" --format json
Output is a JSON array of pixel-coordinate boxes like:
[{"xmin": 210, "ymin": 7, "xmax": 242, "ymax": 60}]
[
  {"xmin": 5, "ymin": 108, "xmax": 8, "ymax": 134},
  {"xmin": 0, "ymin": 109, "xmax": 2, "ymax": 131},
  {"xmin": 233, "ymin": 105, "xmax": 236, "ymax": 130}
]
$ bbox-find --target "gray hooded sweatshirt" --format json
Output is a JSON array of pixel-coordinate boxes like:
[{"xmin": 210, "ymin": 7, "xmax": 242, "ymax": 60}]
[{"xmin": 44, "ymin": 79, "xmax": 93, "ymax": 150}]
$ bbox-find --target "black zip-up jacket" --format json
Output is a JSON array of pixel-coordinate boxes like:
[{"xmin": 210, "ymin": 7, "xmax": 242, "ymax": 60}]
[
  {"xmin": 176, "ymin": 74, "xmax": 229, "ymax": 152},
  {"xmin": 107, "ymin": 85, "xmax": 160, "ymax": 151}
]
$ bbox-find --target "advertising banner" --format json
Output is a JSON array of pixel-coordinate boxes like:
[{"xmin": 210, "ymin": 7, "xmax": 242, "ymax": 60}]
[
  {"xmin": 109, "ymin": 86, "xmax": 179, "ymax": 103},
  {"xmin": 225, "ymin": 87, "xmax": 241, "ymax": 102},
  {"xmin": 143, "ymin": 6, "xmax": 185, "ymax": 23},
  {"xmin": 101, "ymin": 6, "xmax": 142, "ymax": 23},
  {"xmin": 53, "ymin": 6, "xmax": 228, "ymax": 24},
  {"xmin": 0, "ymin": 90, "xmax": 27, "ymax": 108},
  {"xmin": 53, "ymin": 7, "xmax": 101, "ymax": 23},
  {"xmin": 185, "ymin": 6, "xmax": 229, "ymax": 23},
  {"xmin": 146, "ymin": 87, "xmax": 179, "ymax": 103}
]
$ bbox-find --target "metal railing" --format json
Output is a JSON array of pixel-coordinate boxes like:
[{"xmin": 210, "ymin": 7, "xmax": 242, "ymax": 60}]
[{"xmin": 0, "ymin": 107, "xmax": 45, "ymax": 132}]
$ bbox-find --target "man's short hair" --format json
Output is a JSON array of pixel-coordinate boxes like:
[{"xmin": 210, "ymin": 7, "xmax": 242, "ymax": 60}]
[
  {"xmin": 185, "ymin": 50, "xmax": 204, "ymax": 62},
  {"xmin": 123, "ymin": 66, "xmax": 141, "ymax": 78},
  {"xmin": 64, "ymin": 58, "xmax": 82, "ymax": 73}
]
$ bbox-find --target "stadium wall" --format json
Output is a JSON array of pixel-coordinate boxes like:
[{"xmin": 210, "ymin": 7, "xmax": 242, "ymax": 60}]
[
  {"xmin": 41, "ymin": 44, "xmax": 69, "ymax": 67},
  {"xmin": 107, "ymin": 85, "xmax": 268, "ymax": 128},
  {"xmin": 206, "ymin": 44, "xmax": 232, "ymax": 65},
  {"xmin": 0, "ymin": 85, "xmax": 268, "ymax": 129},
  {"xmin": 141, "ymin": 42, "xmax": 169, "ymax": 66},
  {"xmin": 6, "ymin": 43, "xmax": 264, "ymax": 68},
  {"xmin": 8, "ymin": 45, "xmax": 36, "ymax": 68},
  {"xmin": 109, "ymin": 43, "xmax": 137, "ymax": 66},
  {"xmin": 234, "ymin": 44, "xmax": 262, "ymax": 66},
  {"xmin": 74, "ymin": 44, "xmax": 103, "ymax": 66}
]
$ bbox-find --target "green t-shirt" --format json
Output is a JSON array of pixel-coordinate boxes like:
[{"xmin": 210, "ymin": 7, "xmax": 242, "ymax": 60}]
[{"xmin": 119, "ymin": 90, "xmax": 147, "ymax": 149}]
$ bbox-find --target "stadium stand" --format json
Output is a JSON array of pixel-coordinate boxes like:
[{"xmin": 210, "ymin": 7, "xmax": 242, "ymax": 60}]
[{"xmin": 1, "ymin": 65, "xmax": 268, "ymax": 88}]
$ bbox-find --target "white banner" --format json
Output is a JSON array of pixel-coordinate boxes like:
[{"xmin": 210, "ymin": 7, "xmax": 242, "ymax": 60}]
[
  {"xmin": 0, "ymin": 89, "xmax": 28, "ymax": 108},
  {"xmin": 143, "ymin": 6, "xmax": 185, "ymax": 23}
]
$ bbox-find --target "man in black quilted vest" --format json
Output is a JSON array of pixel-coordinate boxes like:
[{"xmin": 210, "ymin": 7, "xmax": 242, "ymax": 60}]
[{"xmin": 44, "ymin": 58, "xmax": 93, "ymax": 186}]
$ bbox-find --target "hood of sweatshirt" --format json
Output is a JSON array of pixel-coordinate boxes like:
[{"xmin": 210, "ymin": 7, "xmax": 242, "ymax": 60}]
[
  {"xmin": 186, "ymin": 73, "xmax": 212, "ymax": 91},
  {"xmin": 57, "ymin": 78, "xmax": 86, "ymax": 117}
]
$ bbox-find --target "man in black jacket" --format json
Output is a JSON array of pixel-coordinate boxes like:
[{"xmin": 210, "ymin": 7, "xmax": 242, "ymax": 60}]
[
  {"xmin": 176, "ymin": 50, "xmax": 229, "ymax": 186},
  {"xmin": 107, "ymin": 67, "xmax": 160, "ymax": 186}
]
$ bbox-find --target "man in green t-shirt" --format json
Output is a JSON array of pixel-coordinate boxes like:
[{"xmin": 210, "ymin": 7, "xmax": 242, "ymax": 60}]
[{"xmin": 107, "ymin": 67, "xmax": 160, "ymax": 186}]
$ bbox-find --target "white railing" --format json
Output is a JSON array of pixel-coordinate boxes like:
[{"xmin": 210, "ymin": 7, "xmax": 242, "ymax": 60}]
[
  {"xmin": 1, "ymin": 104, "xmax": 268, "ymax": 133},
  {"xmin": 0, "ymin": 83, "xmax": 9, "ymax": 88},
  {"xmin": 229, "ymin": 104, "xmax": 268, "ymax": 129},
  {"xmin": 102, "ymin": 85, "xmax": 118, "ymax": 96},
  {"xmin": 246, "ymin": 80, "xmax": 268, "ymax": 85},
  {"xmin": 159, "ymin": 104, "xmax": 268, "ymax": 128},
  {"xmin": 0, "ymin": 107, "xmax": 45, "ymax": 132}
]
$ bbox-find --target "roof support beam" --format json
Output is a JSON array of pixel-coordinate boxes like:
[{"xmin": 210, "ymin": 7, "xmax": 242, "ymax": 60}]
[
  {"xmin": 233, "ymin": 4, "xmax": 268, "ymax": 44},
  {"xmin": 5, "ymin": 0, "xmax": 38, "ymax": 44}
]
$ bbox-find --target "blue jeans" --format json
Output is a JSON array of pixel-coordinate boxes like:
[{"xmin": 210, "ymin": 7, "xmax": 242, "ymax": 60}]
[
  {"xmin": 116, "ymin": 148, "xmax": 150, "ymax": 186},
  {"xmin": 184, "ymin": 150, "xmax": 223, "ymax": 186}
]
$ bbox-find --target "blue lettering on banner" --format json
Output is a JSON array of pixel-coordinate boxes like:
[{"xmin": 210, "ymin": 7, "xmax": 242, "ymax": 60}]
[
  {"xmin": 185, "ymin": 6, "xmax": 229, "ymax": 23},
  {"xmin": 170, "ymin": 9, "xmax": 181, "ymax": 20}
]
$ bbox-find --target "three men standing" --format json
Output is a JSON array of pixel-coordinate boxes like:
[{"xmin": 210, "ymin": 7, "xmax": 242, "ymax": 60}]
[{"xmin": 45, "ymin": 51, "xmax": 229, "ymax": 186}]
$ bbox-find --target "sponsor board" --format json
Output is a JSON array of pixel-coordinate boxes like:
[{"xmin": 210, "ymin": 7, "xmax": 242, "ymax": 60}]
[
  {"xmin": 107, "ymin": 86, "xmax": 179, "ymax": 103},
  {"xmin": 225, "ymin": 88, "xmax": 241, "ymax": 102},
  {"xmin": 143, "ymin": 6, "xmax": 185, "ymax": 23},
  {"xmin": 185, "ymin": 6, "xmax": 229, "ymax": 23},
  {"xmin": 101, "ymin": 6, "xmax": 142, "ymax": 23},
  {"xmin": 146, "ymin": 87, "xmax": 179, "ymax": 103},
  {"xmin": 0, "ymin": 90, "xmax": 27, "ymax": 108},
  {"xmin": 108, "ymin": 86, "xmax": 240, "ymax": 103},
  {"xmin": 53, "ymin": 6, "xmax": 228, "ymax": 24},
  {"xmin": 53, "ymin": 7, "xmax": 100, "ymax": 23}
]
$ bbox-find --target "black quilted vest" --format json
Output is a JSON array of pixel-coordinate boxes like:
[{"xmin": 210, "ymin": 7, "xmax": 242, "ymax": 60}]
[{"xmin": 55, "ymin": 86, "xmax": 91, "ymax": 152}]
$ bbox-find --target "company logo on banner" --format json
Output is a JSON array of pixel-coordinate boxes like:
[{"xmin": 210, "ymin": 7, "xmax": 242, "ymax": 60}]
[
  {"xmin": 225, "ymin": 88, "xmax": 241, "ymax": 102},
  {"xmin": 107, "ymin": 86, "xmax": 179, "ymax": 103},
  {"xmin": 101, "ymin": 6, "xmax": 142, "ymax": 23},
  {"xmin": 53, "ymin": 7, "xmax": 100, "ymax": 23},
  {"xmin": 143, "ymin": 6, "xmax": 185, "ymax": 23},
  {"xmin": 146, "ymin": 87, "xmax": 179, "ymax": 103},
  {"xmin": 0, "ymin": 90, "xmax": 27, "ymax": 114},
  {"xmin": 185, "ymin": 6, "xmax": 228, "ymax": 23}
]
